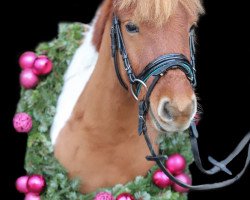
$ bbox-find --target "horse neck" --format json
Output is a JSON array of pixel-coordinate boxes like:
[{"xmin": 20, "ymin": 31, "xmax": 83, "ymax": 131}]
[{"xmin": 73, "ymin": 19, "xmax": 138, "ymax": 139}]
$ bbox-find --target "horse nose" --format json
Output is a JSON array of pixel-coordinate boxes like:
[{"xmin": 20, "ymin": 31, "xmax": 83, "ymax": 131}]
[{"xmin": 158, "ymin": 97, "xmax": 196, "ymax": 126}]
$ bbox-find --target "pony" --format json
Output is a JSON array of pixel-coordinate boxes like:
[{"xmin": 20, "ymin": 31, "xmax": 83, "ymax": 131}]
[{"xmin": 50, "ymin": 0, "xmax": 204, "ymax": 193}]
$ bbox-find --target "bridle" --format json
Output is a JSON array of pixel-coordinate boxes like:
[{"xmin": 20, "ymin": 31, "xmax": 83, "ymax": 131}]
[{"xmin": 110, "ymin": 14, "xmax": 250, "ymax": 190}]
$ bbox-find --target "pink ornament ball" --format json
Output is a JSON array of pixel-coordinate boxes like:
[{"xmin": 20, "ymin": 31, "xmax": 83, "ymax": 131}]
[
  {"xmin": 13, "ymin": 112, "xmax": 32, "ymax": 133},
  {"xmin": 20, "ymin": 68, "xmax": 39, "ymax": 89},
  {"xmin": 33, "ymin": 55, "xmax": 53, "ymax": 75},
  {"xmin": 172, "ymin": 173, "xmax": 192, "ymax": 193},
  {"xmin": 166, "ymin": 153, "xmax": 186, "ymax": 175},
  {"xmin": 15, "ymin": 175, "xmax": 29, "ymax": 193},
  {"xmin": 94, "ymin": 192, "xmax": 115, "ymax": 200},
  {"xmin": 152, "ymin": 169, "xmax": 172, "ymax": 189},
  {"xmin": 194, "ymin": 113, "xmax": 201, "ymax": 125},
  {"xmin": 24, "ymin": 193, "xmax": 41, "ymax": 200},
  {"xmin": 19, "ymin": 51, "xmax": 37, "ymax": 69},
  {"xmin": 27, "ymin": 175, "xmax": 46, "ymax": 194},
  {"xmin": 116, "ymin": 192, "xmax": 135, "ymax": 200}
]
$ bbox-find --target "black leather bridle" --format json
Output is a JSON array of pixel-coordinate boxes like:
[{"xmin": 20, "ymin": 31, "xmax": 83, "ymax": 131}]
[{"xmin": 110, "ymin": 14, "xmax": 250, "ymax": 190}]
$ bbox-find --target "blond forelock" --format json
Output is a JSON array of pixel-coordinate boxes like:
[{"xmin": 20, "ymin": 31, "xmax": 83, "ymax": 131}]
[{"xmin": 114, "ymin": 0, "xmax": 204, "ymax": 25}]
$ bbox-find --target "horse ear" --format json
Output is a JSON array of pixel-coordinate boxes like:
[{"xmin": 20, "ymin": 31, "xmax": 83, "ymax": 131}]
[{"xmin": 92, "ymin": 0, "xmax": 113, "ymax": 51}]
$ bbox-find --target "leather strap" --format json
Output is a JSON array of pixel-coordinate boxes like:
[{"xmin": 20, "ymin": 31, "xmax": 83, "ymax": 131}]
[
  {"xmin": 189, "ymin": 26, "xmax": 197, "ymax": 87},
  {"xmin": 136, "ymin": 54, "xmax": 196, "ymax": 97},
  {"xmin": 190, "ymin": 123, "xmax": 250, "ymax": 176},
  {"xmin": 111, "ymin": 15, "xmax": 136, "ymax": 89}
]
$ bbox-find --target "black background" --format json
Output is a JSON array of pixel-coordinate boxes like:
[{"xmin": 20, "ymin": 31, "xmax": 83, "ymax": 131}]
[{"xmin": 1, "ymin": 0, "xmax": 249, "ymax": 199}]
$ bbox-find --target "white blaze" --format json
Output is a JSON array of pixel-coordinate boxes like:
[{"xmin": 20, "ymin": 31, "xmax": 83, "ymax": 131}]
[{"xmin": 50, "ymin": 21, "xmax": 99, "ymax": 145}]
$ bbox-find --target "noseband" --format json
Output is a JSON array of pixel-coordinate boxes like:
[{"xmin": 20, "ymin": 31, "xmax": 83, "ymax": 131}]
[{"xmin": 110, "ymin": 14, "xmax": 250, "ymax": 191}]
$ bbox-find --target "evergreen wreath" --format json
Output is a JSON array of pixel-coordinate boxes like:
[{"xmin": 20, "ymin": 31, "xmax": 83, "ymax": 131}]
[{"xmin": 15, "ymin": 23, "xmax": 194, "ymax": 200}]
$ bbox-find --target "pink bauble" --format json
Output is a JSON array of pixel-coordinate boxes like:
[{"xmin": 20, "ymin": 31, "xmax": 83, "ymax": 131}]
[
  {"xmin": 15, "ymin": 175, "xmax": 29, "ymax": 193},
  {"xmin": 20, "ymin": 69, "xmax": 39, "ymax": 89},
  {"xmin": 33, "ymin": 55, "xmax": 53, "ymax": 75},
  {"xmin": 152, "ymin": 169, "xmax": 172, "ymax": 189},
  {"xmin": 19, "ymin": 51, "xmax": 37, "ymax": 69},
  {"xmin": 166, "ymin": 153, "xmax": 186, "ymax": 175},
  {"xmin": 116, "ymin": 192, "xmax": 135, "ymax": 200},
  {"xmin": 194, "ymin": 113, "xmax": 201, "ymax": 125},
  {"xmin": 27, "ymin": 175, "xmax": 46, "ymax": 194},
  {"xmin": 172, "ymin": 173, "xmax": 192, "ymax": 193},
  {"xmin": 94, "ymin": 192, "xmax": 114, "ymax": 200},
  {"xmin": 24, "ymin": 193, "xmax": 41, "ymax": 200},
  {"xmin": 13, "ymin": 112, "xmax": 32, "ymax": 133}
]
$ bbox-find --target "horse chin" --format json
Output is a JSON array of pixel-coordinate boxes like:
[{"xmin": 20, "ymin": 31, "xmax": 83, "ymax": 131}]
[{"xmin": 148, "ymin": 107, "xmax": 190, "ymax": 134}]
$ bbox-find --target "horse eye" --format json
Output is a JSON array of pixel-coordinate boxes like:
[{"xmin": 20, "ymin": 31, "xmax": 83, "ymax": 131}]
[{"xmin": 125, "ymin": 22, "xmax": 139, "ymax": 33}]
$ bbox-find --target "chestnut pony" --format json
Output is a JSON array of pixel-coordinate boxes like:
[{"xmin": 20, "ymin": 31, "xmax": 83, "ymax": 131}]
[{"xmin": 52, "ymin": 0, "xmax": 204, "ymax": 193}]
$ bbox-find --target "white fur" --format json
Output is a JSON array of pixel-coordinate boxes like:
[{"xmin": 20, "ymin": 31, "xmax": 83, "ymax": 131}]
[{"xmin": 50, "ymin": 22, "xmax": 98, "ymax": 145}]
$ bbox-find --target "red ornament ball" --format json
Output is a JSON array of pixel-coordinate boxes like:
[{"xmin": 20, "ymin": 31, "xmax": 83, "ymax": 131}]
[
  {"xmin": 13, "ymin": 112, "xmax": 32, "ymax": 133},
  {"xmin": 94, "ymin": 192, "xmax": 114, "ymax": 200},
  {"xmin": 16, "ymin": 175, "xmax": 29, "ymax": 193},
  {"xmin": 116, "ymin": 192, "xmax": 135, "ymax": 200},
  {"xmin": 24, "ymin": 193, "xmax": 41, "ymax": 200},
  {"xmin": 172, "ymin": 173, "xmax": 192, "ymax": 193},
  {"xmin": 27, "ymin": 175, "xmax": 46, "ymax": 194},
  {"xmin": 166, "ymin": 153, "xmax": 186, "ymax": 175},
  {"xmin": 152, "ymin": 169, "xmax": 172, "ymax": 189},
  {"xmin": 19, "ymin": 51, "xmax": 37, "ymax": 69},
  {"xmin": 33, "ymin": 55, "xmax": 53, "ymax": 75},
  {"xmin": 20, "ymin": 68, "xmax": 39, "ymax": 89}
]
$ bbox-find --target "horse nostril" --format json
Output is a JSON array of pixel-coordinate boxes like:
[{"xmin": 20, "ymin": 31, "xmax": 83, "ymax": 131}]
[
  {"xmin": 162, "ymin": 101, "xmax": 173, "ymax": 121},
  {"xmin": 158, "ymin": 97, "xmax": 196, "ymax": 124}
]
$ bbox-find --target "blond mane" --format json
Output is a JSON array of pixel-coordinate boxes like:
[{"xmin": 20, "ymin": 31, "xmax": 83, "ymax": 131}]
[{"xmin": 114, "ymin": 0, "xmax": 204, "ymax": 25}]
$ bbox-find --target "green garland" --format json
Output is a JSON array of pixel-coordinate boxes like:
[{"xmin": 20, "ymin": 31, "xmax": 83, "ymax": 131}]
[{"xmin": 16, "ymin": 23, "xmax": 193, "ymax": 200}]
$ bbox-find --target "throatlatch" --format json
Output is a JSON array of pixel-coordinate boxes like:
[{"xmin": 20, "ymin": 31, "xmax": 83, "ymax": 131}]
[{"xmin": 110, "ymin": 14, "xmax": 250, "ymax": 190}]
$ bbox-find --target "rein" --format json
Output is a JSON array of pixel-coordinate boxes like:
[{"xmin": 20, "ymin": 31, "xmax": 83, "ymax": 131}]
[{"xmin": 110, "ymin": 14, "xmax": 250, "ymax": 190}]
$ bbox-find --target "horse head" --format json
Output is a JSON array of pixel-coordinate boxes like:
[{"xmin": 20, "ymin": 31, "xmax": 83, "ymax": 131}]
[{"xmin": 109, "ymin": 0, "xmax": 204, "ymax": 133}]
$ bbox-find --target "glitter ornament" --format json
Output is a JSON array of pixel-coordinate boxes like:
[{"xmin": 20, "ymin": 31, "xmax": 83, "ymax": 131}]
[
  {"xmin": 94, "ymin": 192, "xmax": 115, "ymax": 200},
  {"xmin": 13, "ymin": 112, "xmax": 32, "ymax": 133}
]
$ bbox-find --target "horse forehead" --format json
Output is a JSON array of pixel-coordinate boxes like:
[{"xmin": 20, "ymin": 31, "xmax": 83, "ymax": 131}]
[
  {"xmin": 128, "ymin": 20, "xmax": 190, "ymax": 54},
  {"xmin": 141, "ymin": 22, "xmax": 185, "ymax": 43},
  {"xmin": 126, "ymin": 8, "xmax": 190, "ymax": 41}
]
